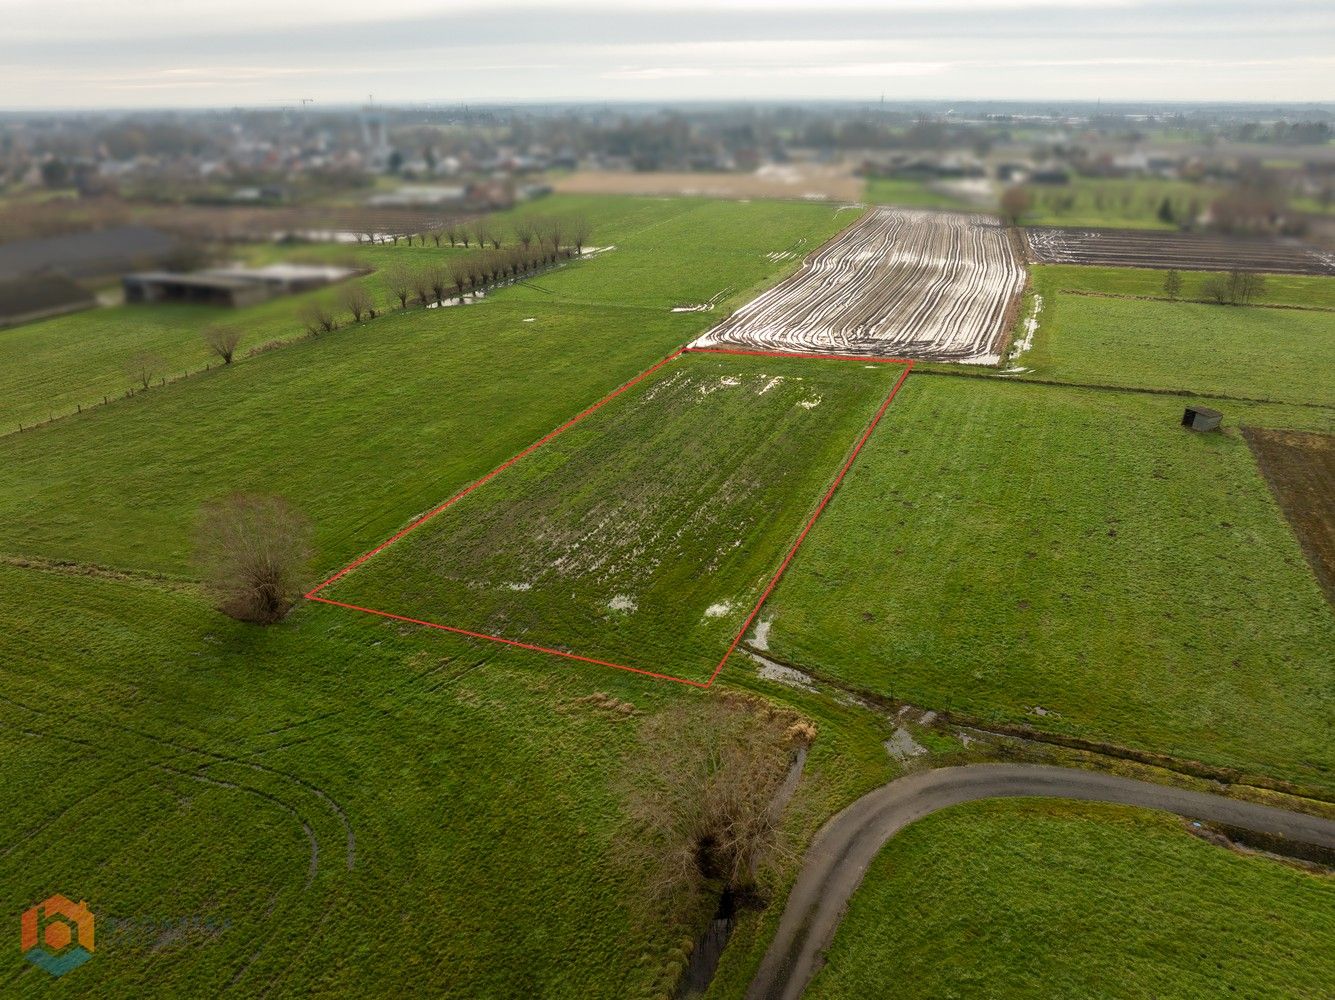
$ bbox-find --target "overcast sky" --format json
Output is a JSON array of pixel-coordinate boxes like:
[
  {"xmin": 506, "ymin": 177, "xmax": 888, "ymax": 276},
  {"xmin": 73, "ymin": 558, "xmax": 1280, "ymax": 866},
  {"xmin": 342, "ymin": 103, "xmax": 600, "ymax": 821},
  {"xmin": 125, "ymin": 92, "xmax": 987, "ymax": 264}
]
[{"xmin": 1, "ymin": 0, "xmax": 1332, "ymax": 109}]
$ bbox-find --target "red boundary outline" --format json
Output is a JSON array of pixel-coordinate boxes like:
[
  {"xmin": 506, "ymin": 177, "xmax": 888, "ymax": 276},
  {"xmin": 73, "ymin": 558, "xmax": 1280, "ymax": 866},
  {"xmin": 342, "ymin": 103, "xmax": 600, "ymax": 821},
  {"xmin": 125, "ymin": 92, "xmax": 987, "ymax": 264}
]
[{"xmin": 306, "ymin": 346, "xmax": 914, "ymax": 688}]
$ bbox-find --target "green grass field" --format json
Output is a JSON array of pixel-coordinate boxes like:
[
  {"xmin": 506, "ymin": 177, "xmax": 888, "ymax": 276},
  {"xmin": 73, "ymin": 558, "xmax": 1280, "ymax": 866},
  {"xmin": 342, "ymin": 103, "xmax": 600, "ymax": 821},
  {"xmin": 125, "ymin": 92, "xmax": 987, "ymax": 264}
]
[
  {"xmin": 1022, "ymin": 292, "xmax": 1335, "ymax": 404},
  {"xmin": 328, "ymin": 353, "xmax": 902, "ymax": 683},
  {"xmin": 1022, "ymin": 178, "xmax": 1221, "ymax": 229},
  {"xmin": 501, "ymin": 196, "xmax": 851, "ymax": 312},
  {"xmin": 1016, "ymin": 266, "xmax": 1335, "ymax": 407},
  {"xmin": 0, "ymin": 562, "xmax": 698, "ymax": 998},
  {"xmin": 0, "ymin": 195, "xmax": 907, "ymax": 997},
  {"xmin": 0, "ymin": 289, "xmax": 348, "ymax": 431},
  {"xmin": 5, "ymin": 189, "xmax": 1335, "ymax": 997},
  {"xmin": 1031, "ymin": 264, "xmax": 1335, "ymax": 311},
  {"xmin": 761, "ymin": 375, "xmax": 1335, "ymax": 790},
  {"xmin": 806, "ymin": 799, "xmax": 1335, "ymax": 1000},
  {"xmin": 864, "ymin": 176, "xmax": 1224, "ymax": 229},
  {"xmin": 0, "ymin": 557, "xmax": 906, "ymax": 998},
  {"xmin": 0, "ymin": 198, "xmax": 847, "ymax": 579},
  {"xmin": 0, "ymin": 195, "xmax": 837, "ymax": 434}
]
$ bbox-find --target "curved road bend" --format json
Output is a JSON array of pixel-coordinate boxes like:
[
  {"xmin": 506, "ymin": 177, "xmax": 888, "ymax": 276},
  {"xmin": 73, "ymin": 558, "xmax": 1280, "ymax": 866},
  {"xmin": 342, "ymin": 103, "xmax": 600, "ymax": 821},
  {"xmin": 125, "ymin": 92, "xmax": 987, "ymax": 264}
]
[{"xmin": 748, "ymin": 763, "xmax": 1335, "ymax": 1000}]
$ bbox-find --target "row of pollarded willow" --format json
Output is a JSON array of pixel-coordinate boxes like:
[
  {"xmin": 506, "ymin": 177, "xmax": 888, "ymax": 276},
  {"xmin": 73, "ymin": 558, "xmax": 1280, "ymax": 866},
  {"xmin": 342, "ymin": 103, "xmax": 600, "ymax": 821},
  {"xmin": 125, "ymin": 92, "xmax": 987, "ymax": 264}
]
[{"xmin": 357, "ymin": 213, "xmax": 593, "ymax": 254}]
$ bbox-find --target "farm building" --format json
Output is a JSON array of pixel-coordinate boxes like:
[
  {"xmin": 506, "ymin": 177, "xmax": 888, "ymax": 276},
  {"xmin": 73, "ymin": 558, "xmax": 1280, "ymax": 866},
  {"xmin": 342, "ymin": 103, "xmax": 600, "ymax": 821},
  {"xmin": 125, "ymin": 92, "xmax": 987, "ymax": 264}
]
[
  {"xmin": 0, "ymin": 274, "xmax": 97, "ymax": 328},
  {"xmin": 122, "ymin": 264, "xmax": 358, "ymax": 308},
  {"xmin": 1182, "ymin": 406, "xmax": 1223, "ymax": 432}
]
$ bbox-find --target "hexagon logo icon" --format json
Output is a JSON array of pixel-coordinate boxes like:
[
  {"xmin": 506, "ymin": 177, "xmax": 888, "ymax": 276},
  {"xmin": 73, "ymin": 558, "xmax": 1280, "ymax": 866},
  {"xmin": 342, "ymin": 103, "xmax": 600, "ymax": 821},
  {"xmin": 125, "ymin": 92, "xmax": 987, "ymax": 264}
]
[{"xmin": 20, "ymin": 894, "xmax": 94, "ymax": 977}]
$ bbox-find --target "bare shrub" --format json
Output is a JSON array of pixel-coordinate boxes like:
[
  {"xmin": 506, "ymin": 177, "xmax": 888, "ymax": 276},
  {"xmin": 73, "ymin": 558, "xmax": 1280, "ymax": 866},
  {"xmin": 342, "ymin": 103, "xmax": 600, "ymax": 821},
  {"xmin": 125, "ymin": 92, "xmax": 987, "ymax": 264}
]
[
  {"xmin": 298, "ymin": 299, "xmax": 337, "ymax": 334},
  {"xmin": 618, "ymin": 693, "xmax": 814, "ymax": 914},
  {"xmin": 202, "ymin": 324, "xmax": 242, "ymax": 365},
  {"xmin": 126, "ymin": 350, "xmax": 165, "ymax": 390},
  {"xmin": 195, "ymin": 494, "xmax": 311, "ymax": 623}
]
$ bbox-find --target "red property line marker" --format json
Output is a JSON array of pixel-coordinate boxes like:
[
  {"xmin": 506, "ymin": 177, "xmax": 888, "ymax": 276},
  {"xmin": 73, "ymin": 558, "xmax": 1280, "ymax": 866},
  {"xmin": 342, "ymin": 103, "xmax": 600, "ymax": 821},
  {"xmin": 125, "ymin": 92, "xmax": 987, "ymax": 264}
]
[{"xmin": 306, "ymin": 346, "xmax": 915, "ymax": 688}]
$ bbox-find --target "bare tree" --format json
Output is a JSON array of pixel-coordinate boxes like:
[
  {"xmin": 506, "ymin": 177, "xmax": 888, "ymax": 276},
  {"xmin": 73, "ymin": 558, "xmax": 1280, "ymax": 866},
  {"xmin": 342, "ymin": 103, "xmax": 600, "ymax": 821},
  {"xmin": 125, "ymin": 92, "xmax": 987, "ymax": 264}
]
[
  {"xmin": 298, "ymin": 300, "xmax": 337, "ymax": 334},
  {"xmin": 385, "ymin": 262, "xmax": 414, "ymax": 310},
  {"xmin": 126, "ymin": 350, "xmax": 165, "ymax": 390},
  {"xmin": 513, "ymin": 216, "xmax": 536, "ymax": 250},
  {"xmin": 202, "ymin": 324, "xmax": 242, "ymax": 365},
  {"xmin": 570, "ymin": 215, "xmax": 592, "ymax": 256},
  {"xmin": 471, "ymin": 218, "xmax": 493, "ymax": 251},
  {"xmin": 425, "ymin": 262, "xmax": 450, "ymax": 305},
  {"xmin": 412, "ymin": 268, "xmax": 433, "ymax": 307},
  {"xmin": 618, "ymin": 694, "xmax": 815, "ymax": 911},
  {"xmin": 448, "ymin": 258, "xmax": 471, "ymax": 301},
  {"xmin": 999, "ymin": 185, "xmax": 1031, "ymax": 226},
  {"xmin": 340, "ymin": 281, "xmax": 375, "ymax": 323},
  {"xmin": 544, "ymin": 216, "xmax": 566, "ymax": 253},
  {"xmin": 1203, "ymin": 269, "xmax": 1266, "ymax": 306},
  {"xmin": 444, "ymin": 221, "xmax": 460, "ymax": 247},
  {"xmin": 1230, "ymin": 269, "xmax": 1266, "ymax": 305},
  {"xmin": 1162, "ymin": 269, "xmax": 1183, "ymax": 301},
  {"xmin": 195, "ymin": 494, "xmax": 311, "ymax": 624}
]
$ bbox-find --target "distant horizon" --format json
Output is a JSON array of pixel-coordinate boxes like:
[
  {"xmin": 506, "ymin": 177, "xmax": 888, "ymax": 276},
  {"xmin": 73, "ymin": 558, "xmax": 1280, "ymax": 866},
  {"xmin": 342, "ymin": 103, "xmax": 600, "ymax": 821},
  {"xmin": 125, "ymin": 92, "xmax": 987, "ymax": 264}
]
[
  {"xmin": 3, "ymin": 97, "xmax": 1334, "ymax": 117},
  {"xmin": 3, "ymin": 0, "xmax": 1332, "ymax": 110}
]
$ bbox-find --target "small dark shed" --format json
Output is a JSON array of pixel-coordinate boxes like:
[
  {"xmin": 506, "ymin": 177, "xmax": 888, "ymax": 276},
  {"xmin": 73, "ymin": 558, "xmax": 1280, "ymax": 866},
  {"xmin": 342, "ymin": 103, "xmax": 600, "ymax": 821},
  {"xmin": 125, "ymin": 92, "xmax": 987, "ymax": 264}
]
[{"xmin": 1182, "ymin": 406, "xmax": 1222, "ymax": 432}]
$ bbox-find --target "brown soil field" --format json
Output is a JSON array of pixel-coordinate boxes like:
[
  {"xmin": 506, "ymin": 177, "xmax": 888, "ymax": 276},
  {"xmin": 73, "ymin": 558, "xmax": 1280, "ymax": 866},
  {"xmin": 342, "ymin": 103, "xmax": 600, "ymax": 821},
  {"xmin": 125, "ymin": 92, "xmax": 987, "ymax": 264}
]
[
  {"xmin": 692, "ymin": 207, "xmax": 1025, "ymax": 363},
  {"xmin": 1245, "ymin": 427, "xmax": 1335, "ymax": 603},
  {"xmin": 553, "ymin": 164, "xmax": 863, "ymax": 202},
  {"xmin": 1025, "ymin": 226, "xmax": 1335, "ymax": 275}
]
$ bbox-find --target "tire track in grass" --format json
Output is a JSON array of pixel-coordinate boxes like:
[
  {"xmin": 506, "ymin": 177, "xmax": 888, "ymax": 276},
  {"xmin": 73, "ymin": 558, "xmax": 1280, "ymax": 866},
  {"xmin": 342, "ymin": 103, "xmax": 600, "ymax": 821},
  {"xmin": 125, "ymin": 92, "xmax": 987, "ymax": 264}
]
[{"xmin": 0, "ymin": 691, "xmax": 351, "ymax": 877}]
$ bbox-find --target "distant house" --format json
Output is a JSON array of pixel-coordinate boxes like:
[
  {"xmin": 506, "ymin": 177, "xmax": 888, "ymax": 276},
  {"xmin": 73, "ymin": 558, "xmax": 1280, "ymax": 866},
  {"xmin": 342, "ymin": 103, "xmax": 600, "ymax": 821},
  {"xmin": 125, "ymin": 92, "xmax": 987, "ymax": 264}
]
[
  {"xmin": 0, "ymin": 225, "xmax": 179, "ymax": 281},
  {"xmin": 1029, "ymin": 165, "xmax": 1071, "ymax": 185},
  {"xmin": 0, "ymin": 274, "xmax": 97, "ymax": 328}
]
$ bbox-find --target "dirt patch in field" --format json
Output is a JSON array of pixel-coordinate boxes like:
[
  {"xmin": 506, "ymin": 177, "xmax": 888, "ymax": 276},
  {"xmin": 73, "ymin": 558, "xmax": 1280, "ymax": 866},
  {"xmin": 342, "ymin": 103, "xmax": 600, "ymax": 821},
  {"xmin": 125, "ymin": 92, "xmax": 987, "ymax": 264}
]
[
  {"xmin": 554, "ymin": 164, "xmax": 862, "ymax": 202},
  {"xmin": 1244, "ymin": 427, "xmax": 1335, "ymax": 603}
]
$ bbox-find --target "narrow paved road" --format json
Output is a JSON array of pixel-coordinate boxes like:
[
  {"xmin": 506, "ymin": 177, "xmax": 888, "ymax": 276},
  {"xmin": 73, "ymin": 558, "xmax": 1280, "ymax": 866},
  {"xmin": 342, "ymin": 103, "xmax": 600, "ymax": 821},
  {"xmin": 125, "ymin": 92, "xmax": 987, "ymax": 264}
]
[{"xmin": 748, "ymin": 763, "xmax": 1335, "ymax": 1000}]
